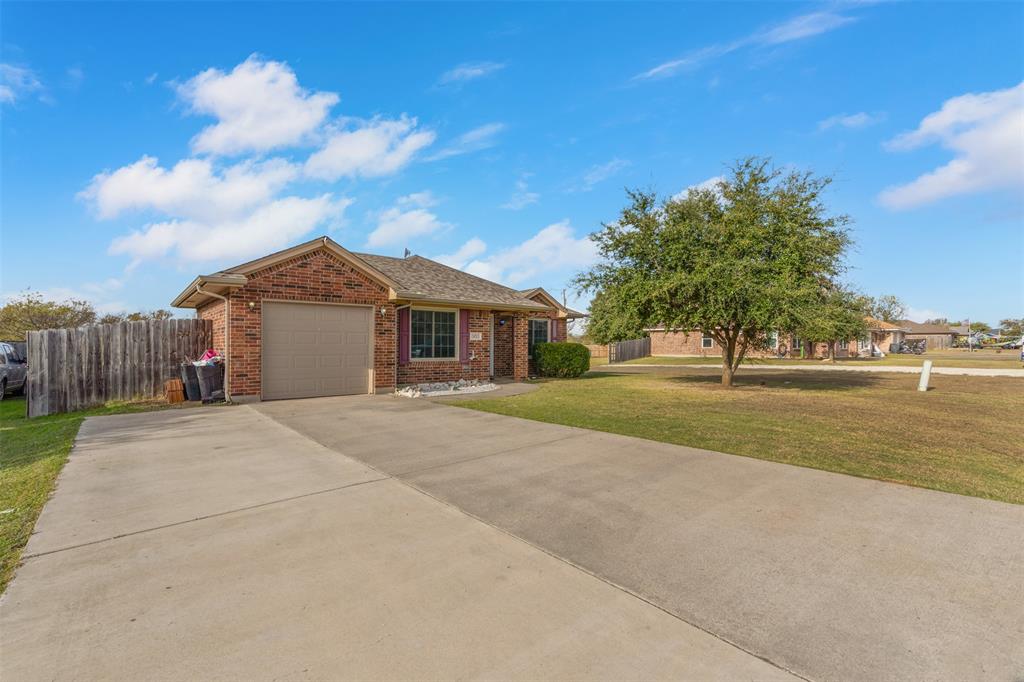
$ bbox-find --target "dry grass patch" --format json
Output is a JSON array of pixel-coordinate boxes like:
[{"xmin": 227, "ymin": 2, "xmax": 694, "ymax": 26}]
[{"xmin": 458, "ymin": 368, "xmax": 1024, "ymax": 504}]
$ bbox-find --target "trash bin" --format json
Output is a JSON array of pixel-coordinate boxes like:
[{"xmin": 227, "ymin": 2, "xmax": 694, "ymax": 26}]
[
  {"xmin": 196, "ymin": 363, "xmax": 225, "ymax": 403},
  {"xmin": 180, "ymin": 363, "xmax": 202, "ymax": 401}
]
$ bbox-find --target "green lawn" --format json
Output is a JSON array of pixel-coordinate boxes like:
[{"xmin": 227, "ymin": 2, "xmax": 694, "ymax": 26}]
[
  {"xmin": 0, "ymin": 397, "xmax": 194, "ymax": 594},
  {"xmin": 623, "ymin": 348, "xmax": 1022, "ymax": 370},
  {"xmin": 459, "ymin": 368, "xmax": 1024, "ymax": 504}
]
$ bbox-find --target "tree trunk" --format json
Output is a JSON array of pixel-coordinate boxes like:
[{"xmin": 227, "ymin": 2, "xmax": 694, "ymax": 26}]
[
  {"xmin": 829, "ymin": 341, "xmax": 836, "ymax": 363},
  {"xmin": 721, "ymin": 334, "xmax": 737, "ymax": 387}
]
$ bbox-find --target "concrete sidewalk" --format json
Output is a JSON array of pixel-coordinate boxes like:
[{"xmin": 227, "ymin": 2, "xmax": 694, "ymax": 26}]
[
  {"xmin": 0, "ymin": 406, "xmax": 789, "ymax": 681},
  {"xmin": 595, "ymin": 362, "xmax": 1024, "ymax": 377},
  {"xmin": 256, "ymin": 395, "xmax": 1024, "ymax": 682}
]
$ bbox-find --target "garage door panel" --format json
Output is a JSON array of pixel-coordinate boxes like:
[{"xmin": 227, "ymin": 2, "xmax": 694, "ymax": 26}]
[{"xmin": 262, "ymin": 303, "xmax": 372, "ymax": 400}]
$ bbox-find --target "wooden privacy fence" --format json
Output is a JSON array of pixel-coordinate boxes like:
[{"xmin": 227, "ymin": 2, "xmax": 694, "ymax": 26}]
[
  {"xmin": 26, "ymin": 319, "xmax": 212, "ymax": 417},
  {"xmin": 608, "ymin": 337, "xmax": 651, "ymax": 363},
  {"xmin": 584, "ymin": 343, "xmax": 608, "ymax": 358}
]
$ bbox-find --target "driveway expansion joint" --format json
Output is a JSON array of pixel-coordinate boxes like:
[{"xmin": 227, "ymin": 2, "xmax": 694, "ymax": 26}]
[
  {"xmin": 256, "ymin": 402, "xmax": 807, "ymax": 682},
  {"xmin": 22, "ymin": 477, "xmax": 388, "ymax": 561}
]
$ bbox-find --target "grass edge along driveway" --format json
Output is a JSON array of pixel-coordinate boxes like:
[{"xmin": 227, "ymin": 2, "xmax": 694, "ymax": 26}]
[
  {"xmin": 0, "ymin": 398, "xmax": 189, "ymax": 594},
  {"xmin": 456, "ymin": 369, "xmax": 1024, "ymax": 505}
]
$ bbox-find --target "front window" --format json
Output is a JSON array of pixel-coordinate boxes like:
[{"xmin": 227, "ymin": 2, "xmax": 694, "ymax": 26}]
[
  {"xmin": 701, "ymin": 334, "xmax": 714, "ymax": 349},
  {"xmin": 837, "ymin": 340, "xmax": 848, "ymax": 350},
  {"xmin": 793, "ymin": 337, "xmax": 803, "ymax": 350},
  {"xmin": 411, "ymin": 309, "xmax": 456, "ymax": 359},
  {"xmin": 767, "ymin": 331, "xmax": 779, "ymax": 349},
  {"xmin": 529, "ymin": 319, "xmax": 549, "ymax": 358}
]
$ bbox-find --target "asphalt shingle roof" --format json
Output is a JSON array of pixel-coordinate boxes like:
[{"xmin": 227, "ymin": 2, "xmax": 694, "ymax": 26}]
[{"xmin": 352, "ymin": 253, "xmax": 550, "ymax": 310}]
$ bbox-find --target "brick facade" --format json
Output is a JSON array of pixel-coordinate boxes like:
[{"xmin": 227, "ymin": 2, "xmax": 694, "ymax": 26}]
[
  {"xmin": 397, "ymin": 308, "xmax": 492, "ymax": 385},
  {"xmin": 196, "ymin": 249, "xmax": 394, "ymax": 398},
  {"xmin": 648, "ymin": 329, "xmax": 869, "ymax": 360},
  {"xmin": 192, "ymin": 246, "xmax": 571, "ymax": 398},
  {"xmin": 197, "ymin": 298, "xmax": 226, "ymax": 354},
  {"xmin": 492, "ymin": 314, "xmax": 515, "ymax": 377}
]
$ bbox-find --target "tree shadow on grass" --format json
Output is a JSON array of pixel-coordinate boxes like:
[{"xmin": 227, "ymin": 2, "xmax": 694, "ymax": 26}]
[{"xmin": 665, "ymin": 369, "xmax": 886, "ymax": 392}]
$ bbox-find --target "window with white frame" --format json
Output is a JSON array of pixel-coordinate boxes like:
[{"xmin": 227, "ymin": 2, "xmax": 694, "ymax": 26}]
[
  {"xmin": 837, "ymin": 339, "xmax": 848, "ymax": 350},
  {"xmin": 767, "ymin": 331, "xmax": 779, "ymax": 349},
  {"xmin": 701, "ymin": 333, "xmax": 714, "ymax": 349},
  {"xmin": 411, "ymin": 309, "xmax": 456, "ymax": 359},
  {"xmin": 793, "ymin": 337, "xmax": 803, "ymax": 350},
  {"xmin": 528, "ymin": 319, "xmax": 550, "ymax": 358}
]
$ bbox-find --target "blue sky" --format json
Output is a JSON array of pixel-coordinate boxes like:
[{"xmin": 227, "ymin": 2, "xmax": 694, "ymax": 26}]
[{"xmin": 2, "ymin": 1, "xmax": 1022, "ymax": 325}]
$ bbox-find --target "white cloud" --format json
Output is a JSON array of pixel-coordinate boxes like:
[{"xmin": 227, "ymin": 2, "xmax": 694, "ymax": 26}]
[
  {"xmin": 573, "ymin": 158, "xmax": 630, "ymax": 192},
  {"xmin": 109, "ymin": 194, "xmax": 349, "ymax": 266},
  {"xmin": 671, "ymin": 175, "xmax": 724, "ymax": 202},
  {"xmin": 634, "ymin": 10, "xmax": 856, "ymax": 81},
  {"xmin": 0, "ymin": 63, "xmax": 44, "ymax": 104},
  {"xmin": 305, "ymin": 116, "xmax": 436, "ymax": 180},
  {"xmin": 365, "ymin": 193, "xmax": 450, "ymax": 248},
  {"xmin": 500, "ymin": 177, "xmax": 539, "ymax": 210},
  {"xmin": 818, "ymin": 111, "xmax": 884, "ymax": 131},
  {"xmin": 427, "ymin": 122, "xmax": 506, "ymax": 161},
  {"xmin": 178, "ymin": 54, "xmax": 339, "ymax": 156},
  {"xmin": 905, "ymin": 306, "xmax": 945, "ymax": 323},
  {"xmin": 756, "ymin": 12, "xmax": 855, "ymax": 45},
  {"xmin": 879, "ymin": 82, "xmax": 1024, "ymax": 210},
  {"xmin": 434, "ymin": 238, "xmax": 487, "ymax": 268},
  {"xmin": 462, "ymin": 220, "xmax": 598, "ymax": 286},
  {"xmin": 80, "ymin": 155, "xmax": 299, "ymax": 224},
  {"xmin": 396, "ymin": 191, "xmax": 438, "ymax": 208},
  {"xmin": 437, "ymin": 61, "xmax": 505, "ymax": 86}
]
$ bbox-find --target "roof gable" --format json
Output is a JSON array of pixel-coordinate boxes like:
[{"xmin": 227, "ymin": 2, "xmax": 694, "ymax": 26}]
[{"xmin": 221, "ymin": 236, "xmax": 399, "ymax": 291}]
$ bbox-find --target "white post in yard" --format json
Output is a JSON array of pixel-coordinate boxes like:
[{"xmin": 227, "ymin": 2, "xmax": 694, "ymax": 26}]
[{"xmin": 918, "ymin": 360, "xmax": 933, "ymax": 392}]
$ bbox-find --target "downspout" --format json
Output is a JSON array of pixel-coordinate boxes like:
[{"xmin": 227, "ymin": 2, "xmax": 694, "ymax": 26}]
[
  {"xmin": 195, "ymin": 283, "xmax": 231, "ymax": 401},
  {"xmin": 394, "ymin": 303, "xmax": 411, "ymax": 390}
]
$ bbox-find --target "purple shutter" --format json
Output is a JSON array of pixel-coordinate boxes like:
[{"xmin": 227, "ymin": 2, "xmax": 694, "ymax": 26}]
[
  {"xmin": 459, "ymin": 309, "xmax": 470, "ymax": 363},
  {"xmin": 398, "ymin": 308, "xmax": 410, "ymax": 365}
]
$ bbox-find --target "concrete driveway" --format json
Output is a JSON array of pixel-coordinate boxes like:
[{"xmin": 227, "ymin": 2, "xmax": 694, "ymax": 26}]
[
  {"xmin": 253, "ymin": 395, "xmax": 1024, "ymax": 682},
  {"xmin": 1, "ymin": 406, "xmax": 789, "ymax": 681}
]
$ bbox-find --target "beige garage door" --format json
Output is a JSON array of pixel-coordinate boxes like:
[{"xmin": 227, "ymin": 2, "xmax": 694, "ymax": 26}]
[{"xmin": 262, "ymin": 302, "xmax": 372, "ymax": 400}]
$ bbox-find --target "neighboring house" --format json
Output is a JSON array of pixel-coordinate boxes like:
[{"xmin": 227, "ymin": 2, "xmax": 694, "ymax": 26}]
[
  {"xmin": 898, "ymin": 320, "xmax": 958, "ymax": 350},
  {"xmin": 645, "ymin": 317, "xmax": 908, "ymax": 359},
  {"xmin": 862, "ymin": 317, "xmax": 907, "ymax": 356},
  {"xmin": 171, "ymin": 236, "xmax": 585, "ymax": 401}
]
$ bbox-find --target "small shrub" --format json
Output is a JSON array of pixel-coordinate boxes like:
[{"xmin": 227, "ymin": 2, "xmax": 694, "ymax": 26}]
[{"xmin": 534, "ymin": 342, "xmax": 590, "ymax": 378}]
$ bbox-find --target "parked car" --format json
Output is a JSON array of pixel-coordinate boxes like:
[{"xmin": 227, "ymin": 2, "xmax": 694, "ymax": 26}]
[{"xmin": 0, "ymin": 342, "xmax": 28, "ymax": 400}]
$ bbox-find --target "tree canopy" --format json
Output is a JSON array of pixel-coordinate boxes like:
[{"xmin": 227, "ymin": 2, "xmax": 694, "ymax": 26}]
[
  {"xmin": 576, "ymin": 157, "xmax": 854, "ymax": 386},
  {"xmin": 0, "ymin": 291, "xmax": 175, "ymax": 340},
  {"xmin": 866, "ymin": 294, "xmax": 907, "ymax": 322}
]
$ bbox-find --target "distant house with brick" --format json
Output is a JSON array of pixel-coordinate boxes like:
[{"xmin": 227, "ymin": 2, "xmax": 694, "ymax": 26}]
[
  {"xmin": 171, "ymin": 236, "xmax": 584, "ymax": 401},
  {"xmin": 645, "ymin": 317, "xmax": 908, "ymax": 359}
]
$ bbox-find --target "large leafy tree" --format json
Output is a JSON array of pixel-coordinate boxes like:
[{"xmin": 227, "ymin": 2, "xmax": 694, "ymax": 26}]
[
  {"xmin": 0, "ymin": 291, "xmax": 97, "ymax": 339},
  {"xmin": 575, "ymin": 158, "xmax": 852, "ymax": 386},
  {"xmin": 99, "ymin": 309, "xmax": 174, "ymax": 324},
  {"xmin": 585, "ymin": 285, "xmax": 647, "ymax": 344},
  {"xmin": 794, "ymin": 288, "xmax": 868, "ymax": 362},
  {"xmin": 0, "ymin": 291, "xmax": 176, "ymax": 339},
  {"xmin": 998, "ymin": 318, "xmax": 1023, "ymax": 337},
  {"xmin": 867, "ymin": 294, "xmax": 907, "ymax": 322}
]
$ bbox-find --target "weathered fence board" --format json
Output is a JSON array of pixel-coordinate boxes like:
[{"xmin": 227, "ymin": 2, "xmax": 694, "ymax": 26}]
[
  {"xmin": 608, "ymin": 337, "xmax": 651, "ymax": 364},
  {"xmin": 26, "ymin": 319, "xmax": 211, "ymax": 417}
]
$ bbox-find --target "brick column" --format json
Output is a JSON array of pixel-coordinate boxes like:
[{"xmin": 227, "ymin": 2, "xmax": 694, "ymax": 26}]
[{"xmin": 512, "ymin": 313, "xmax": 529, "ymax": 381}]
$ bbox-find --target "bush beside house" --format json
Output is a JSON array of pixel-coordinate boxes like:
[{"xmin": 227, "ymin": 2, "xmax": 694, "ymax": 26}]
[{"xmin": 534, "ymin": 342, "xmax": 590, "ymax": 377}]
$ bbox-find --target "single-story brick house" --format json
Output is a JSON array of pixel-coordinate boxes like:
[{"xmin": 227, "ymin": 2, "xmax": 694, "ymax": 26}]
[
  {"xmin": 171, "ymin": 236, "xmax": 584, "ymax": 401},
  {"xmin": 646, "ymin": 317, "xmax": 908, "ymax": 359}
]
